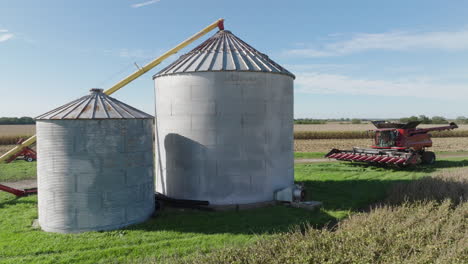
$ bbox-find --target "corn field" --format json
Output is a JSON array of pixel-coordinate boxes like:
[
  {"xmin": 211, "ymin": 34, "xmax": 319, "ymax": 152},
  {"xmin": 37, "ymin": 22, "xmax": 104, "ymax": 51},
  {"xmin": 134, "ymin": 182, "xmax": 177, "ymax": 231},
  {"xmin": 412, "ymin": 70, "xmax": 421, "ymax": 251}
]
[{"xmin": 294, "ymin": 130, "xmax": 468, "ymax": 140}]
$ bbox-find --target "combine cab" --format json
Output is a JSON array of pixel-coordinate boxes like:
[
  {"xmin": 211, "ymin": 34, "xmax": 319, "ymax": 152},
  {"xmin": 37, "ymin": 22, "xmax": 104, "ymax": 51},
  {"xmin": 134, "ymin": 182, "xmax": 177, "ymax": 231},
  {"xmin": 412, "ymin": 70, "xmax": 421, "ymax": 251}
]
[{"xmin": 325, "ymin": 121, "xmax": 458, "ymax": 166}]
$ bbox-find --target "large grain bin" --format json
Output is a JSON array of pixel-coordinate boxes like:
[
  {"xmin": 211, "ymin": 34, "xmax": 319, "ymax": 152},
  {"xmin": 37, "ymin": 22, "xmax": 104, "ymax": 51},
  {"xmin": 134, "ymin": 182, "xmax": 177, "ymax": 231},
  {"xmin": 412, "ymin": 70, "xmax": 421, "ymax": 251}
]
[
  {"xmin": 153, "ymin": 30, "xmax": 295, "ymax": 205},
  {"xmin": 36, "ymin": 89, "xmax": 154, "ymax": 233}
]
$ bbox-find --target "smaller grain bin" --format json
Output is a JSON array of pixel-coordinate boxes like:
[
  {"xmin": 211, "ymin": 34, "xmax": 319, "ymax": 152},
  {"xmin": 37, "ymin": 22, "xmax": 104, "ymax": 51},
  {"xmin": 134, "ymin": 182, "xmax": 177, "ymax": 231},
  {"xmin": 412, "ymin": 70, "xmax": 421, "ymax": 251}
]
[{"xmin": 36, "ymin": 88, "xmax": 154, "ymax": 233}]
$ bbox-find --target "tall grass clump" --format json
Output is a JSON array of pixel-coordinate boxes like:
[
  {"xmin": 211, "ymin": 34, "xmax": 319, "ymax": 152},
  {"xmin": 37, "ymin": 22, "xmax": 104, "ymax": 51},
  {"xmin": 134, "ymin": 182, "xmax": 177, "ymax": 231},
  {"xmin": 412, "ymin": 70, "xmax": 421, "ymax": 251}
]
[
  {"xmin": 171, "ymin": 202, "xmax": 467, "ymax": 264},
  {"xmin": 386, "ymin": 168, "xmax": 468, "ymax": 205}
]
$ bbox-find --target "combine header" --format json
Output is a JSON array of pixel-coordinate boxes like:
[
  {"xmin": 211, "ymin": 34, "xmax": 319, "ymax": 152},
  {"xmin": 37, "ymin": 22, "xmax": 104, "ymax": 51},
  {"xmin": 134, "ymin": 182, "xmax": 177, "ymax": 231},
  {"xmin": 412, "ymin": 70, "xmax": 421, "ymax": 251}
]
[{"xmin": 325, "ymin": 121, "xmax": 458, "ymax": 166}]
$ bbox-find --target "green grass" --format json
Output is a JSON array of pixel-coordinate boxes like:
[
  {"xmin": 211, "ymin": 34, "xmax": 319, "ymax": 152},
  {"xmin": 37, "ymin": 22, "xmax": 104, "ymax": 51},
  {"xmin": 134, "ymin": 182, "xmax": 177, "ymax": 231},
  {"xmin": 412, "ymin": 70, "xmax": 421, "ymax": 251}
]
[
  {"xmin": 294, "ymin": 158, "xmax": 468, "ymax": 219},
  {"xmin": 0, "ymin": 161, "xmax": 36, "ymax": 182},
  {"xmin": 436, "ymin": 150, "xmax": 468, "ymax": 156},
  {"xmin": 294, "ymin": 152, "xmax": 326, "ymax": 159},
  {"xmin": 1, "ymin": 158, "xmax": 467, "ymax": 263}
]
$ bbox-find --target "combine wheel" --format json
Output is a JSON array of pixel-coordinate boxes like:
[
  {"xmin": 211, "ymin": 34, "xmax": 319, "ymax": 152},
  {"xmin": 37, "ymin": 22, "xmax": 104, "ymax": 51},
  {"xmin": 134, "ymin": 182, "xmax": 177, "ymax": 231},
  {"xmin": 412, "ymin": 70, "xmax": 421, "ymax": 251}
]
[
  {"xmin": 25, "ymin": 156, "xmax": 34, "ymax": 162},
  {"xmin": 421, "ymin": 151, "xmax": 436, "ymax": 165}
]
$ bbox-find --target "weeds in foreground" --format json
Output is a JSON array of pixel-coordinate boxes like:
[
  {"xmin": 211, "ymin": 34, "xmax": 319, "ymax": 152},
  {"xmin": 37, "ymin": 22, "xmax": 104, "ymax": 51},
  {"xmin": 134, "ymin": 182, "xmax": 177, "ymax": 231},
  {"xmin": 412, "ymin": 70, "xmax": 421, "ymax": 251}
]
[{"xmin": 165, "ymin": 168, "xmax": 468, "ymax": 264}]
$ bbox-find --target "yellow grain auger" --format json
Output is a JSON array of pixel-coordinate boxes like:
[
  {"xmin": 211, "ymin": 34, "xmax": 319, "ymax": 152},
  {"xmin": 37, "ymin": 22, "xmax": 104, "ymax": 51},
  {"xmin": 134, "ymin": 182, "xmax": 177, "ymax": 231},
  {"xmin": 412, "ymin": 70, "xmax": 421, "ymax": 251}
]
[{"xmin": 0, "ymin": 18, "xmax": 225, "ymax": 164}]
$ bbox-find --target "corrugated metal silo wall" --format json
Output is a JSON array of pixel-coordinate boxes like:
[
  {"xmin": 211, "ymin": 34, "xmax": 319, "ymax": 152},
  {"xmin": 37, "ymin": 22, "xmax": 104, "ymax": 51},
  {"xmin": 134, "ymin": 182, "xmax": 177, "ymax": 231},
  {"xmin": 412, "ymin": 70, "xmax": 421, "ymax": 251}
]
[
  {"xmin": 37, "ymin": 119, "xmax": 154, "ymax": 233},
  {"xmin": 155, "ymin": 71, "xmax": 294, "ymax": 205}
]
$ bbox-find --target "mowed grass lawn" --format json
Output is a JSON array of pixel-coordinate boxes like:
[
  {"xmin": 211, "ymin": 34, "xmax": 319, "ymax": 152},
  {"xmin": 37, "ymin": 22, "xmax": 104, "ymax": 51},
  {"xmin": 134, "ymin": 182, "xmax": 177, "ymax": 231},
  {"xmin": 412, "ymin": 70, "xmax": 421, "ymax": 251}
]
[
  {"xmin": 1, "ymin": 157, "xmax": 467, "ymax": 263},
  {"xmin": 0, "ymin": 161, "xmax": 37, "ymax": 182}
]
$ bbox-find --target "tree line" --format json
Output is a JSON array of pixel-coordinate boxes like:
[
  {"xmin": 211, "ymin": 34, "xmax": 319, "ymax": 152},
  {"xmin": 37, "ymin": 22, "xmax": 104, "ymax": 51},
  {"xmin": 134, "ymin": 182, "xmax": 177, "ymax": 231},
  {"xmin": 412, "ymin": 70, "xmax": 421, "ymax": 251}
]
[
  {"xmin": 398, "ymin": 115, "xmax": 462, "ymax": 124},
  {"xmin": 0, "ymin": 117, "xmax": 35, "ymax": 125},
  {"xmin": 295, "ymin": 116, "xmax": 463, "ymax": 125}
]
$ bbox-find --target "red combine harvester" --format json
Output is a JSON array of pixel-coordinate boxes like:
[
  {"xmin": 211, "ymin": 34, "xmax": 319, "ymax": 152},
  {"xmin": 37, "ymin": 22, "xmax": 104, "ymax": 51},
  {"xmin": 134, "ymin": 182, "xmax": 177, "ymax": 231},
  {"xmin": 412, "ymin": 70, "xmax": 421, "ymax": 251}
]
[{"xmin": 325, "ymin": 121, "xmax": 458, "ymax": 166}]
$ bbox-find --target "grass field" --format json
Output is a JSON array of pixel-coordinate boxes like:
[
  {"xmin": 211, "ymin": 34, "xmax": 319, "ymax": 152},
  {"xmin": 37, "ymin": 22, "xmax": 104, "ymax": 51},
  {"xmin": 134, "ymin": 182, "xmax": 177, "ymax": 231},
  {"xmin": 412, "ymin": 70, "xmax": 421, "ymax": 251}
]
[
  {"xmin": 1, "ymin": 123, "xmax": 467, "ymax": 263},
  {"xmin": 1, "ymin": 157, "xmax": 467, "ymax": 263},
  {"xmin": 0, "ymin": 161, "xmax": 37, "ymax": 182}
]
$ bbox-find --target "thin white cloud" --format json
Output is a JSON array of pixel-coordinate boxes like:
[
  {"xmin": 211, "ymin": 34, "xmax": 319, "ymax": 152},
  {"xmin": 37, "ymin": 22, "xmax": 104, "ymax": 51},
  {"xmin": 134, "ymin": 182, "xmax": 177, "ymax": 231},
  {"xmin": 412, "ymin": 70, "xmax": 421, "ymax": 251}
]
[
  {"xmin": 286, "ymin": 28, "xmax": 468, "ymax": 57},
  {"xmin": 0, "ymin": 29, "xmax": 13, "ymax": 42},
  {"xmin": 295, "ymin": 72, "xmax": 467, "ymax": 100},
  {"xmin": 131, "ymin": 0, "xmax": 160, "ymax": 8}
]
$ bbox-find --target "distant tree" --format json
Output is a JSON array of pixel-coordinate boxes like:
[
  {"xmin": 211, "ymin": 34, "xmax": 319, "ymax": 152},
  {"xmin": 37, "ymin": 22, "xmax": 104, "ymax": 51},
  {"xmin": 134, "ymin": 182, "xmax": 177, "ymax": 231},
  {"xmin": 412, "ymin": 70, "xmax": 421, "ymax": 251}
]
[
  {"xmin": 456, "ymin": 116, "xmax": 468, "ymax": 124},
  {"xmin": 294, "ymin": 119, "xmax": 327, "ymax": 125},
  {"xmin": 400, "ymin": 116, "xmax": 418, "ymax": 123},
  {"xmin": 351, "ymin": 118, "xmax": 361, "ymax": 124},
  {"xmin": 431, "ymin": 116, "xmax": 447, "ymax": 124},
  {"xmin": 0, "ymin": 117, "xmax": 35, "ymax": 125},
  {"xmin": 419, "ymin": 115, "xmax": 431, "ymax": 124}
]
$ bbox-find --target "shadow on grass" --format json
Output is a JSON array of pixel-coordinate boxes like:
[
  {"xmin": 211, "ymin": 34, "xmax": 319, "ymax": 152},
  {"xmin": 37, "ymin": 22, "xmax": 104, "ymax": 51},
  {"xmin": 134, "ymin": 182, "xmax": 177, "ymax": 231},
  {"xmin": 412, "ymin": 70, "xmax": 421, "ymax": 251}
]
[
  {"xmin": 128, "ymin": 205, "xmax": 337, "ymax": 235},
  {"xmin": 301, "ymin": 178, "xmax": 413, "ymax": 211},
  {"xmin": 301, "ymin": 160, "xmax": 468, "ymax": 211},
  {"xmin": 129, "ymin": 160, "xmax": 468, "ymax": 235},
  {"xmin": 0, "ymin": 196, "xmax": 36, "ymax": 209}
]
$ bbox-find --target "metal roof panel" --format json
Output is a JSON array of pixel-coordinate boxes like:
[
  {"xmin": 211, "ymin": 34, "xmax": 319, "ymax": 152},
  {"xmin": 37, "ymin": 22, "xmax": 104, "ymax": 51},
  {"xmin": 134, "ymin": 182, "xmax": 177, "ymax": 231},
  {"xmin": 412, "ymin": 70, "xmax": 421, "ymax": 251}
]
[
  {"xmin": 154, "ymin": 30, "xmax": 295, "ymax": 79},
  {"xmin": 36, "ymin": 89, "xmax": 153, "ymax": 120}
]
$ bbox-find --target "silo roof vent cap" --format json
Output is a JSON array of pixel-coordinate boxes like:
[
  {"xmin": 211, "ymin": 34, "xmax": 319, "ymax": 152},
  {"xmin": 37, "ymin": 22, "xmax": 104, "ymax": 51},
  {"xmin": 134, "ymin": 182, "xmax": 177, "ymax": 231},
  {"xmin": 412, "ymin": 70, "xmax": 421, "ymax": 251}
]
[{"xmin": 90, "ymin": 88, "xmax": 104, "ymax": 93}]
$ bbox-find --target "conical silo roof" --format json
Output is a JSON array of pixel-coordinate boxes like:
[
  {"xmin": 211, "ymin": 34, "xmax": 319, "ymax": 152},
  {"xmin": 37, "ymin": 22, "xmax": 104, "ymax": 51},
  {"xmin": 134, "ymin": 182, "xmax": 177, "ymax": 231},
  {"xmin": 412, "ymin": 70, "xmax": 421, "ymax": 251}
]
[
  {"xmin": 153, "ymin": 30, "xmax": 295, "ymax": 79},
  {"xmin": 36, "ymin": 88, "xmax": 153, "ymax": 120}
]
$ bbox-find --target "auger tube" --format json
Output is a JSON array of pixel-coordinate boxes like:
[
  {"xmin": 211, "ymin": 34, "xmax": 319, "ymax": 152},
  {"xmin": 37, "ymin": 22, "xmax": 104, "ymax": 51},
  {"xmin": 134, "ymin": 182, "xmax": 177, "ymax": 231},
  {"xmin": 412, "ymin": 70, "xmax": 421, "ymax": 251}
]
[{"xmin": 0, "ymin": 19, "xmax": 224, "ymax": 163}]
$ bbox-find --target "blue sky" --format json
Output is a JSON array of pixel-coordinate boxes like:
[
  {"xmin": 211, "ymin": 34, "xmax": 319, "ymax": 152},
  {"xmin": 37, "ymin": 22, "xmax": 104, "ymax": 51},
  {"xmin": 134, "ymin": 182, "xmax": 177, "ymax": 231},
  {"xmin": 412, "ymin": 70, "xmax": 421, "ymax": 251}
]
[{"xmin": 1, "ymin": 0, "xmax": 468, "ymax": 119}]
